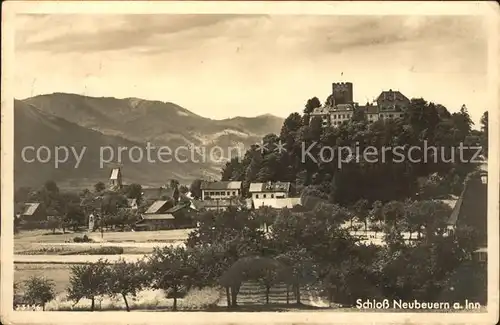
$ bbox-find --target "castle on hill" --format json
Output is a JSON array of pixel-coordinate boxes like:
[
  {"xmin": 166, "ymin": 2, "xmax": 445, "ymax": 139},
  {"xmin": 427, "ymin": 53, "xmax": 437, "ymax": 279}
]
[{"xmin": 309, "ymin": 82, "xmax": 410, "ymax": 128}]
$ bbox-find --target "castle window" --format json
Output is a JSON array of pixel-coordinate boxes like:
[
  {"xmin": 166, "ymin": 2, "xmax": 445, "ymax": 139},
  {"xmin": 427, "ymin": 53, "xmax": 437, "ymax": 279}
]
[{"xmin": 256, "ymin": 194, "xmax": 259, "ymax": 199}]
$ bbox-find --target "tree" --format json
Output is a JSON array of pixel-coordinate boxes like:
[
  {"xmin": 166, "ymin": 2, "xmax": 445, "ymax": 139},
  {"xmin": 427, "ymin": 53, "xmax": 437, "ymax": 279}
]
[
  {"xmin": 23, "ymin": 276, "xmax": 56, "ymax": 311},
  {"xmin": 254, "ymin": 206, "xmax": 278, "ymax": 233},
  {"xmin": 115, "ymin": 208, "xmax": 138, "ymax": 231},
  {"xmin": 14, "ymin": 187, "xmax": 32, "ymax": 204},
  {"xmin": 60, "ymin": 191, "xmax": 85, "ymax": 232},
  {"xmin": 147, "ymin": 246, "xmax": 195, "ymax": 311},
  {"xmin": 189, "ymin": 179, "xmax": 203, "ymax": 200},
  {"xmin": 404, "ymin": 200, "xmax": 451, "ymax": 243},
  {"xmin": 179, "ymin": 185, "xmax": 189, "ymax": 194},
  {"xmin": 107, "ymin": 259, "xmax": 148, "ymax": 311},
  {"xmin": 44, "ymin": 180, "xmax": 59, "ymax": 194},
  {"xmin": 254, "ymin": 258, "xmax": 286, "ymax": 304},
  {"xmin": 275, "ymin": 247, "xmax": 316, "ymax": 305},
  {"xmin": 369, "ymin": 201, "xmax": 383, "ymax": 235},
  {"xmin": 169, "ymin": 179, "xmax": 180, "ymax": 189},
  {"xmin": 94, "ymin": 182, "xmax": 106, "ymax": 193},
  {"xmin": 46, "ymin": 216, "xmax": 61, "ymax": 234},
  {"xmin": 480, "ymin": 111, "xmax": 488, "ymax": 157},
  {"xmin": 220, "ymin": 256, "xmax": 285, "ymax": 306},
  {"xmin": 67, "ymin": 259, "xmax": 110, "ymax": 311},
  {"xmin": 125, "ymin": 183, "xmax": 143, "ymax": 204},
  {"xmin": 303, "ymin": 97, "xmax": 321, "ymax": 114},
  {"xmin": 353, "ymin": 199, "xmax": 370, "ymax": 233},
  {"xmin": 100, "ymin": 192, "xmax": 128, "ymax": 217}
]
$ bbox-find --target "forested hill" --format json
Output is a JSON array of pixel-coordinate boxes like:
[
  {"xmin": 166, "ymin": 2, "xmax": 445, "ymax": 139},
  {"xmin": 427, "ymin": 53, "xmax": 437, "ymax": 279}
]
[{"xmin": 221, "ymin": 97, "xmax": 488, "ymax": 206}]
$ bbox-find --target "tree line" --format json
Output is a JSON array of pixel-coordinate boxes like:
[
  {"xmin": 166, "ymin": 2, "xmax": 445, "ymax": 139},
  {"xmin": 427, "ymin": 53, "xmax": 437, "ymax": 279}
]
[
  {"xmin": 220, "ymin": 98, "xmax": 487, "ymax": 205},
  {"xmin": 17, "ymin": 199, "xmax": 486, "ymax": 311}
]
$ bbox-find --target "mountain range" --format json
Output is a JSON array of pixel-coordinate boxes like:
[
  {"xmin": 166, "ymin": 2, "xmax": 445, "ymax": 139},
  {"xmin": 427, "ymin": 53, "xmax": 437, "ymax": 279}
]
[{"xmin": 15, "ymin": 93, "xmax": 284, "ymax": 189}]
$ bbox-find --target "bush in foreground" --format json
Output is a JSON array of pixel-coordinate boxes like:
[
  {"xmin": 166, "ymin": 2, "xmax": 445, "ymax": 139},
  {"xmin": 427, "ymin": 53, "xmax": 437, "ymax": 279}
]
[{"xmin": 23, "ymin": 276, "xmax": 56, "ymax": 311}]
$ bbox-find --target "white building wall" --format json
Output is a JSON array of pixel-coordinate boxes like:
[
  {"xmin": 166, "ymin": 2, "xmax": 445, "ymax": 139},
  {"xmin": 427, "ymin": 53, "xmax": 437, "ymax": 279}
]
[
  {"xmin": 202, "ymin": 189, "xmax": 240, "ymax": 201},
  {"xmin": 252, "ymin": 191, "xmax": 288, "ymax": 200}
]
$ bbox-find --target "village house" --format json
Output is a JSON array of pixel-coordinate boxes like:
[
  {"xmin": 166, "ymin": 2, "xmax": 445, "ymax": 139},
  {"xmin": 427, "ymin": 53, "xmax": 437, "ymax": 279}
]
[
  {"xmin": 253, "ymin": 197, "xmax": 302, "ymax": 210},
  {"xmin": 17, "ymin": 202, "xmax": 46, "ymax": 222},
  {"xmin": 144, "ymin": 200, "xmax": 174, "ymax": 215},
  {"xmin": 15, "ymin": 202, "xmax": 47, "ymax": 229},
  {"xmin": 135, "ymin": 199, "xmax": 197, "ymax": 230},
  {"xmin": 446, "ymin": 167, "xmax": 488, "ymax": 263},
  {"xmin": 191, "ymin": 197, "xmax": 252, "ymax": 212},
  {"xmin": 135, "ymin": 199, "xmax": 175, "ymax": 230},
  {"xmin": 249, "ymin": 181, "xmax": 291, "ymax": 200},
  {"xmin": 135, "ymin": 214, "xmax": 175, "ymax": 231},
  {"xmin": 200, "ymin": 181, "xmax": 242, "ymax": 201}
]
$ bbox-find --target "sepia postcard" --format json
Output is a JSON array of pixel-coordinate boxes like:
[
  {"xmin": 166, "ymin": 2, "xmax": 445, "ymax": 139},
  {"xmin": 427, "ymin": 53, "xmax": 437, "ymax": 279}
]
[{"xmin": 1, "ymin": 1, "xmax": 499, "ymax": 324}]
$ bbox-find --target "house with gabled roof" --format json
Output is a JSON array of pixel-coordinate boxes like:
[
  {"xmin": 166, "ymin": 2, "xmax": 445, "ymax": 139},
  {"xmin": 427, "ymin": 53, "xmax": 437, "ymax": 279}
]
[
  {"xmin": 135, "ymin": 199, "xmax": 176, "ymax": 231},
  {"xmin": 200, "ymin": 181, "xmax": 242, "ymax": 201},
  {"xmin": 18, "ymin": 202, "xmax": 46, "ymax": 221},
  {"xmin": 253, "ymin": 197, "xmax": 301, "ymax": 210},
  {"xmin": 135, "ymin": 214, "xmax": 176, "ymax": 231},
  {"xmin": 144, "ymin": 200, "xmax": 173, "ymax": 214},
  {"xmin": 447, "ymin": 167, "xmax": 488, "ymax": 263},
  {"xmin": 249, "ymin": 181, "xmax": 291, "ymax": 201}
]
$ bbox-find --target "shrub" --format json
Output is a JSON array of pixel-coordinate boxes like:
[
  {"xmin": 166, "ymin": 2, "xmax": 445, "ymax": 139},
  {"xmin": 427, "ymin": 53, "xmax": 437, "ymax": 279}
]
[
  {"xmin": 86, "ymin": 247, "xmax": 124, "ymax": 255},
  {"xmin": 73, "ymin": 235, "xmax": 94, "ymax": 243},
  {"xmin": 180, "ymin": 287, "xmax": 221, "ymax": 310}
]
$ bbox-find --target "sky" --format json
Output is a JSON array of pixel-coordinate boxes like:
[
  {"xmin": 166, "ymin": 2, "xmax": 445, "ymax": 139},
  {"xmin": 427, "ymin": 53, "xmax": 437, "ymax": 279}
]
[{"xmin": 15, "ymin": 14, "xmax": 490, "ymax": 124}]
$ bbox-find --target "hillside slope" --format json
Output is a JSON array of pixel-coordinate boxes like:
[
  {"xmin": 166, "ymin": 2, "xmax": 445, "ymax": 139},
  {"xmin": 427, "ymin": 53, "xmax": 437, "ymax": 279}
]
[
  {"xmin": 23, "ymin": 93, "xmax": 284, "ymax": 151},
  {"xmin": 14, "ymin": 100, "xmax": 219, "ymax": 189}
]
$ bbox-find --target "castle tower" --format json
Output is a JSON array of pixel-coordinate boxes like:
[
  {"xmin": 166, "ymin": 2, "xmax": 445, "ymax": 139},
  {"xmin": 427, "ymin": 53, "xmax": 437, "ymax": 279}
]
[{"xmin": 331, "ymin": 82, "xmax": 354, "ymax": 105}]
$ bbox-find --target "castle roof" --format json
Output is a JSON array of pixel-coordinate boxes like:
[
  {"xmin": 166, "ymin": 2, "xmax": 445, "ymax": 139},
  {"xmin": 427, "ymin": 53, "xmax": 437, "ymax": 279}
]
[
  {"xmin": 376, "ymin": 90, "xmax": 409, "ymax": 102},
  {"xmin": 360, "ymin": 105, "xmax": 379, "ymax": 114}
]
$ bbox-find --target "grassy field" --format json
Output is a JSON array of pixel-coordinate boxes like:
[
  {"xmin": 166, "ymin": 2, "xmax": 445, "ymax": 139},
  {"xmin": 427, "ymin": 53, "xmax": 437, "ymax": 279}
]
[
  {"xmin": 14, "ymin": 228, "xmax": 193, "ymax": 253},
  {"xmin": 15, "ymin": 263, "xmax": 73, "ymax": 295}
]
